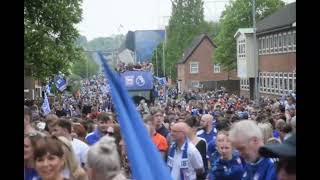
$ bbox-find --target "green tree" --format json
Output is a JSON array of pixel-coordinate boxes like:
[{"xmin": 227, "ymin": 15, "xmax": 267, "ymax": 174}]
[
  {"xmin": 164, "ymin": 0, "xmax": 216, "ymax": 80},
  {"xmin": 151, "ymin": 43, "xmax": 164, "ymax": 77},
  {"xmin": 85, "ymin": 35, "xmax": 125, "ymax": 51},
  {"xmin": 24, "ymin": 0, "xmax": 84, "ymax": 81},
  {"xmin": 214, "ymin": 0, "xmax": 285, "ymax": 73},
  {"xmin": 67, "ymin": 74, "xmax": 82, "ymax": 93},
  {"xmin": 71, "ymin": 53, "xmax": 100, "ymax": 78}
]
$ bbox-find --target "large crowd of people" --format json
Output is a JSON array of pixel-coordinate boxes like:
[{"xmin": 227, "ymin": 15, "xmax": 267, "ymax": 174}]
[
  {"xmin": 24, "ymin": 73, "xmax": 296, "ymax": 180},
  {"xmin": 116, "ymin": 62, "xmax": 153, "ymax": 73}
]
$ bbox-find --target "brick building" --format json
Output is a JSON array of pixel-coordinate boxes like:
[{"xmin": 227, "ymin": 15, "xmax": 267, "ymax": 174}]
[
  {"xmin": 238, "ymin": 2, "xmax": 296, "ymax": 97},
  {"xmin": 176, "ymin": 34, "xmax": 238, "ymax": 93}
]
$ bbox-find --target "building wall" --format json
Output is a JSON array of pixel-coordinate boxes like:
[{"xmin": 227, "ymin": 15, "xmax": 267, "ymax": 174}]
[
  {"xmin": 179, "ymin": 38, "xmax": 238, "ymax": 91},
  {"xmin": 259, "ymin": 53, "xmax": 296, "ymax": 72}
]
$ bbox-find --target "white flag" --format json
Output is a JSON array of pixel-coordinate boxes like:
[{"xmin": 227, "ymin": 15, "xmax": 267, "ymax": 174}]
[{"xmin": 41, "ymin": 94, "xmax": 51, "ymax": 116}]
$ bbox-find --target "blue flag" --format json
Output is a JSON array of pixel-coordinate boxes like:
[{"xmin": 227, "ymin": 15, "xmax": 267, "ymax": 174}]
[
  {"xmin": 54, "ymin": 75, "xmax": 67, "ymax": 92},
  {"xmin": 97, "ymin": 52, "xmax": 172, "ymax": 180},
  {"xmin": 41, "ymin": 93, "xmax": 51, "ymax": 116}
]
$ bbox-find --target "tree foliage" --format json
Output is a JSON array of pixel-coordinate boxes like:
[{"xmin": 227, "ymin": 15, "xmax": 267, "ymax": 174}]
[
  {"xmin": 164, "ymin": 0, "xmax": 217, "ymax": 80},
  {"xmin": 84, "ymin": 35, "xmax": 125, "ymax": 51},
  {"xmin": 214, "ymin": 0, "xmax": 285, "ymax": 71},
  {"xmin": 67, "ymin": 74, "xmax": 82, "ymax": 93},
  {"xmin": 71, "ymin": 53, "xmax": 100, "ymax": 79},
  {"xmin": 24, "ymin": 0, "xmax": 84, "ymax": 80}
]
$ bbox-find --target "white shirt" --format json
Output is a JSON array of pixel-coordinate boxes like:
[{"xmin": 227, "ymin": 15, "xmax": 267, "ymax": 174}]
[
  {"xmin": 170, "ymin": 142, "xmax": 204, "ymax": 180},
  {"xmin": 71, "ymin": 138, "xmax": 89, "ymax": 166}
]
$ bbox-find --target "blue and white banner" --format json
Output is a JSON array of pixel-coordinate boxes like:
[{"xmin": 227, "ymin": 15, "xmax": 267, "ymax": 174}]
[
  {"xmin": 54, "ymin": 75, "xmax": 67, "ymax": 92},
  {"xmin": 120, "ymin": 71, "xmax": 153, "ymax": 90},
  {"xmin": 41, "ymin": 94, "xmax": 51, "ymax": 116},
  {"xmin": 154, "ymin": 77, "xmax": 167, "ymax": 86}
]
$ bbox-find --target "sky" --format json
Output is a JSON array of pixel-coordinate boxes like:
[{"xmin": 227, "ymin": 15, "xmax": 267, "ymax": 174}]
[{"xmin": 76, "ymin": 0, "xmax": 296, "ymax": 41}]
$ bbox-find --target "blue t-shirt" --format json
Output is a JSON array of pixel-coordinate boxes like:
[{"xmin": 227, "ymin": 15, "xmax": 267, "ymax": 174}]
[
  {"xmin": 85, "ymin": 129, "xmax": 103, "ymax": 145},
  {"xmin": 197, "ymin": 128, "xmax": 217, "ymax": 146},
  {"xmin": 207, "ymin": 136, "xmax": 217, "ymax": 158},
  {"xmin": 25, "ymin": 168, "xmax": 40, "ymax": 180},
  {"xmin": 242, "ymin": 157, "xmax": 277, "ymax": 180},
  {"xmin": 209, "ymin": 153, "xmax": 245, "ymax": 180},
  {"xmin": 273, "ymin": 130, "xmax": 280, "ymax": 139}
]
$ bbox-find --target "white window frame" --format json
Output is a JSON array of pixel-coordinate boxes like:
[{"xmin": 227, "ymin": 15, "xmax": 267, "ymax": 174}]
[
  {"xmin": 190, "ymin": 62, "xmax": 199, "ymax": 74},
  {"xmin": 191, "ymin": 81, "xmax": 200, "ymax": 88},
  {"xmin": 264, "ymin": 36, "xmax": 267, "ymax": 55},
  {"xmin": 270, "ymin": 35, "xmax": 274, "ymax": 54},
  {"xmin": 266, "ymin": 36, "xmax": 270, "ymax": 54},
  {"xmin": 278, "ymin": 33, "xmax": 282, "ymax": 53},
  {"xmin": 287, "ymin": 31, "xmax": 292, "ymax": 52},
  {"xmin": 261, "ymin": 38, "xmax": 264, "ymax": 54},
  {"xmin": 274, "ymin": 34, "xmax": 278, "ymax": 53},
  {"xmin": 258, "ymin": 38, "xmax": 262, "ymax": 55},
  {"xmin": 293, "ymin": 30, "xmax": 296, "ymax": 51},
  {"xmin": 283, "ymin": 32, "xmax": 287, "ymax": 52},
  {"xmin": 213, "ymin": 64, "xmax": 221, "ymax": 73}
]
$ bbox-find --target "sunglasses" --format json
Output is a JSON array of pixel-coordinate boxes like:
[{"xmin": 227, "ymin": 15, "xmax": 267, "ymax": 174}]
[{"xmin": 106, "ymin": 132, "xmax": 114, "ymax": 136}]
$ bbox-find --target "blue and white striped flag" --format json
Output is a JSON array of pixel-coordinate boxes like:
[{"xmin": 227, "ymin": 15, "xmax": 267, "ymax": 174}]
[
  {"xmin": 41, "ymin": 93, "xmax": 51, "ymax": 116},
  {"xmin": 97, "ymin": 52, "xmax": 172, "ymax": 180}
]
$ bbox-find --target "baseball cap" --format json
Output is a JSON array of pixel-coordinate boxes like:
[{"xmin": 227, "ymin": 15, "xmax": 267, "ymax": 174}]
[{"xmin": 259, "ymin": 134, "xmax": 296, "ymax": 158}]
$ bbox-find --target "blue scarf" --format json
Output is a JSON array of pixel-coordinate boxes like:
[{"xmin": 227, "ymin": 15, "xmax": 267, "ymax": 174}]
[{"xmin": 167, "ymin": 140, "xmax": 189, "ymax": 180}]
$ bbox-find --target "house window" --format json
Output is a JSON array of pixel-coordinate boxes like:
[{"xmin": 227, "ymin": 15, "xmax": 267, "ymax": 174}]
[
  {"xmin": 288, "ymin": 31, "xmax": 292, "ymax": 51},
  {"xmin": 263, "ymin": 36, "xmax": 267, "ymax": 54},
  {"xmin": 190, "ymin": 62, "xmax": 199, "ymax": 74},
  {"xmin": 261, "ymin": 38, "xmax": 265, "ymax": 54},
  {"xmin": 282, "ymin": 33, "xmax": 287, "ymax": 52},
  {"xmin": 214, "ymin": 64, "xmax": 221, "ymax": 73},
  {"xmin": 191, "ymin": 81, "xmax": 200, "ymax": 88},
  {"xmin": 238, "ymin": 39, "xmax": 246, "ymax": 58},
  {"xmin": 274, "ymin": 34, "xmax": 278, "ymax": 53},
  {"xmin": 259, "ymin": 38, "xmax": 262, "ymax": 55},
  {"xmin": 283, "ymin": 32, "xmax": 287, "ymax": 52},
  {"xmin": 266, "ymin": 36, "xmax": 269, "ymax": 54},
  {"xmin": 278, "ymin": 33, "xmax": 282, "ymax": 53},
  {"xmin": 293, "ymin": 30, "xmax": 296, "ymax": 51},
  {"xmin": 270, "ymin": 35, "xmax": 274, "ymax": 54}
]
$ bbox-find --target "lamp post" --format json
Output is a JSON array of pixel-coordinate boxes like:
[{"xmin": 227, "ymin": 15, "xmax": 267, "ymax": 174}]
[{"xmin": 252, "ymin": 0, "xmax": 260, "ymax": 105}]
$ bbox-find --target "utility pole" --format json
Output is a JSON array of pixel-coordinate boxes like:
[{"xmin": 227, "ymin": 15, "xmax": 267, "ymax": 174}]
[
  {"xmin": 252, "ymin": 0, "xmax": 260, "ymax": 105},
  {"xmin": 156, "ymin": 47, "xmax": 159, "ymax": 76}
]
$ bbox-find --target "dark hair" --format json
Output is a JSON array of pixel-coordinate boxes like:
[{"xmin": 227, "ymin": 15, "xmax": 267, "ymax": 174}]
[
  {"xmin": 280, "ymin": 124, "xmax": 292, "ymax": 133},
  {"xmin": 52, "ymin": 119, "xmax": 72, "ymax": 134},
  {"xmin": 33, "ymin": 136, "xmax": 64, "ymax": 161},
  {"xmin": 185, "ymin": 116, "xmax": 199, "ymax": 128},
  {"xmin": 97, "ymin": 112, "xmax": 111, "ymax": 122},
  {"xmin": 216, "ymin": 120, "xmax": 231, "ymax": 131},
  {"xmin": 277, "ymin": 157, "xmax": 296, "ymax": 175}
]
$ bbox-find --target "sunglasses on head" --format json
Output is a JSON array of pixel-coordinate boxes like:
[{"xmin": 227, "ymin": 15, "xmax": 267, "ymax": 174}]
[{"xmin": 106, "ymin": 132, "xmax": 114, "ymax": 136}]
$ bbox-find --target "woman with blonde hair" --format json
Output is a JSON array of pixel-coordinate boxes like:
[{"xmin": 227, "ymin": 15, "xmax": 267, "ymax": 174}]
[
  {"xmin": 57, "ymin": 136, "xmax": 88, "ymax": 180},
  {"xmin": 257, "ymin": 122, "xmax": 273, "ymax": 144}
]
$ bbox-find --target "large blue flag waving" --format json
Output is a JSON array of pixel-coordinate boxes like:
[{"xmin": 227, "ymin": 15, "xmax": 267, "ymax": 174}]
[{"xmin": 97, "ymin": 53, "xmax": 172, "ymax": 180}]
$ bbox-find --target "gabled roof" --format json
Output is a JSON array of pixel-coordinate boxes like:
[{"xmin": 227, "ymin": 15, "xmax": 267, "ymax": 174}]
[
  {"xmin": 257, "ymin": 2, "xmax": 296, "ymax": 34},
  {"xmin": 234, "ymin": 28, "xmax": 254, "ymax": 38},
  {"xmin": 177, "ymin": 34, "xmax": 217, "ymax": 64}
]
